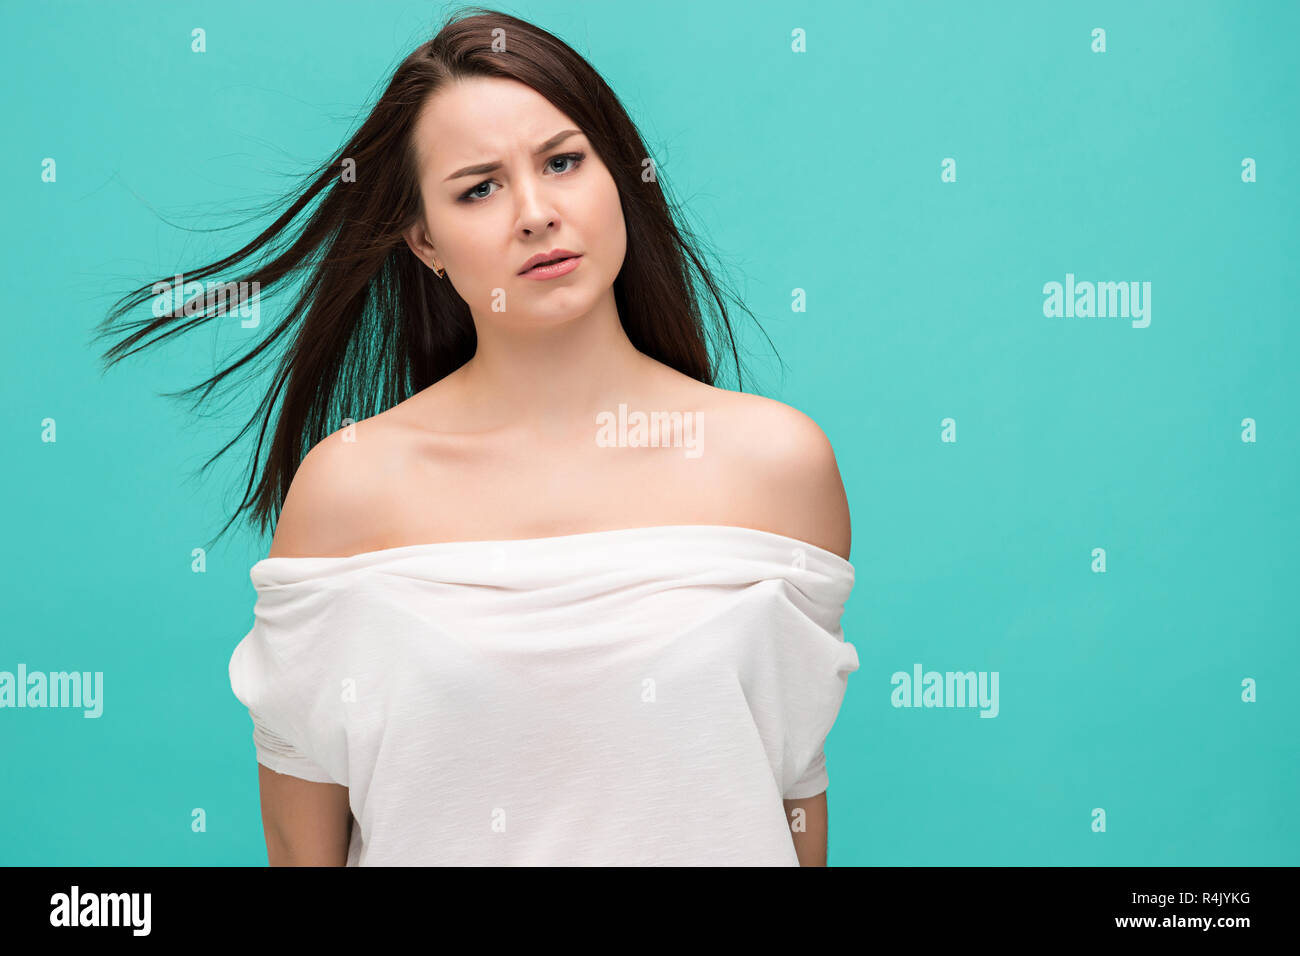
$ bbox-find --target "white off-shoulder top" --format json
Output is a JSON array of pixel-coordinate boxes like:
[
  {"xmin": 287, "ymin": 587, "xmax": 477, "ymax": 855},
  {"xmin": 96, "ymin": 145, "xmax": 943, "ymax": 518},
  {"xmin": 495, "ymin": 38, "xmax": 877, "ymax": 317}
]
[{"xmin": 228, "ymin": 523, "xmax": 859, "ymax": 866}]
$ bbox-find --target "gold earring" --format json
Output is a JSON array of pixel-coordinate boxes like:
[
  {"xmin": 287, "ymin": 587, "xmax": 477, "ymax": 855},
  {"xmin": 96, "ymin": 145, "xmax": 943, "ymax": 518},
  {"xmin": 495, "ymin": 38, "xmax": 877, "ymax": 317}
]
[{"xmin": 433, "ymin": 263, "xmax": 445, "ymax": 279}]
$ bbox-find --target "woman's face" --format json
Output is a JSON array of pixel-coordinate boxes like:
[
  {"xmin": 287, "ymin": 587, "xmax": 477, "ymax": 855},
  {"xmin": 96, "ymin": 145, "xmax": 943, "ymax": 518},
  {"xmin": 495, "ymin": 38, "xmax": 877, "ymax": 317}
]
[{"xmin": 404, "ymin": 75, "xmax": 627, "ymax": 328}]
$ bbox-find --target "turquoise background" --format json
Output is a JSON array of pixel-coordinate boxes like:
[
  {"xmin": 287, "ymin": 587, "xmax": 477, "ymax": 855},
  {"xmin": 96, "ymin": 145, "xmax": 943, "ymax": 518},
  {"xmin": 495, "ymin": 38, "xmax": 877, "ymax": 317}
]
[{"xmin": 1, "ymin": 0, "xmax": 1296, "ymax": 865}]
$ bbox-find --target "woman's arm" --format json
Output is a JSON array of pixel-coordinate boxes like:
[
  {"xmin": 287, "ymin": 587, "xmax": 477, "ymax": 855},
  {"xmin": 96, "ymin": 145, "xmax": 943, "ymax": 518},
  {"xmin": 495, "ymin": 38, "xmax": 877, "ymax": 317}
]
[
  {"xmin": 255, "ymin": 435, "xmax": 371, "ymax": 865},
  {"xmin": 258, "ymin": 764, "xmax": 352, "ymax": 866},
  {"xmin": 783, "ymin": 792, "xmax": 829, "ymax": 866},
  {"xmin": 760, "ymin": 405, "xmax": 849, "ymax": 867}
]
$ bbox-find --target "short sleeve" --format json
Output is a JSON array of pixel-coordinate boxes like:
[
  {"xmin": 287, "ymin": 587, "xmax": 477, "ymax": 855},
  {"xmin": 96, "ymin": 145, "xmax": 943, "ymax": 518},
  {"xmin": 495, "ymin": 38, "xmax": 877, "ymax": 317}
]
[
  {"xmin": 229, "ymin": 628, "xmax": 336, "ymax": 785},
  {"xmin": 246, "ymin": 707, "xmax": 335, "ymax": 784},
  {"xmin": 783, "ymin": 746, "xmax": 829, "ymax": 801},
  {"xmin": 776, "ymin": 616, "xmax": 859, "ymax": 801}
]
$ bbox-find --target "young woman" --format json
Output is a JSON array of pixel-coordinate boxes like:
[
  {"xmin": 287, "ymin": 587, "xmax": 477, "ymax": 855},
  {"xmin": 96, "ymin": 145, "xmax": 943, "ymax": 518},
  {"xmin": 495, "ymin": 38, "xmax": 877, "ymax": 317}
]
[{"xmin": 96, "ymin": 7, "xmax": 858, "ymax": 867}]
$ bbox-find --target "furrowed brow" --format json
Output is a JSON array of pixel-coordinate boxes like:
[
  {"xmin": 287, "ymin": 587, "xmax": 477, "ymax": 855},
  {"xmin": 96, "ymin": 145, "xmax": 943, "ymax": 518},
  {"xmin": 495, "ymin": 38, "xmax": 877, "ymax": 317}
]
[{"xmin": 443, "ymin": 129, "xmax": 582, "ymax": 182}]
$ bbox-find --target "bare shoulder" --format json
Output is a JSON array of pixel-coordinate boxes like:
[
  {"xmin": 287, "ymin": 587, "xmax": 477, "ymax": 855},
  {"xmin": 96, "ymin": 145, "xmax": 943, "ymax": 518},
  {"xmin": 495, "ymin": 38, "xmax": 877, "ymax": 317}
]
[
  {"xmin": 704, "ymin": 387, "xmax": 852, "ymax": 562},
  {"xmin": 267, "ymin": 416, "xmax": 403, "ymax": 559}
]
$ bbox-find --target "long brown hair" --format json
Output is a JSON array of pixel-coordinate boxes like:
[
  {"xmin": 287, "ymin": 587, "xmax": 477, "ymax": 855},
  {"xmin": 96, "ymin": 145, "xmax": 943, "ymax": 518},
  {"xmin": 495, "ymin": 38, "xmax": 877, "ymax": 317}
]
[{"xmin": 92, "ymin": 6, "xmax": 773, "ymax": 550}]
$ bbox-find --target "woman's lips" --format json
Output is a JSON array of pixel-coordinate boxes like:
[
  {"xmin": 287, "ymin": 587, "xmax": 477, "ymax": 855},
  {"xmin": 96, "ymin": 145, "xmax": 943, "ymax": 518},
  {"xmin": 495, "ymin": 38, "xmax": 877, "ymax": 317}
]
[{"xmin": 520, "ymin": 255, "xmax": 581, "ymax": 279}]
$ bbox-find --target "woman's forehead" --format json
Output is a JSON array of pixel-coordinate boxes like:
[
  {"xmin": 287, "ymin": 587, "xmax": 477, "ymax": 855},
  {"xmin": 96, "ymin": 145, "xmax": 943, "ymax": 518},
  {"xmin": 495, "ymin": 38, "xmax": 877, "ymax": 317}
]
[{"xmin": 413, "ymin": 79, "xmax": 576, "ymax": 174}]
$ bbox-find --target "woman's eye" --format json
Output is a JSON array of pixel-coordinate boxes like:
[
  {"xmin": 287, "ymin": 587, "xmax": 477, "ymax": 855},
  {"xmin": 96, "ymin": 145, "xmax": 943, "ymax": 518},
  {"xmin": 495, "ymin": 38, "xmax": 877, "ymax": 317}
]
[
  {"xmin": 459, "ymin": 151, "xmax": 585, "ymax": 203},
  {"xmin": 547, "ymin": 152, "xmax": 582, "ymax": 174}
]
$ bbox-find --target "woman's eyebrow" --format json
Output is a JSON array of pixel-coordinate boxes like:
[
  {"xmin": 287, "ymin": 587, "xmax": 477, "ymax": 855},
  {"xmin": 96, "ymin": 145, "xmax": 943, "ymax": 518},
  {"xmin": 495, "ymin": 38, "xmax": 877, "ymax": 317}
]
[{"xmin": 443, "ymin": 129, "xmax": 582, "ymax": 181}]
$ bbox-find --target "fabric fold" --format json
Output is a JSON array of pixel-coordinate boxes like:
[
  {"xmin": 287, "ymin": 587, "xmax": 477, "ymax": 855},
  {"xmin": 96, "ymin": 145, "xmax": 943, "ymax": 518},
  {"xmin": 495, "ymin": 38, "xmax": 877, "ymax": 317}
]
[{"xmin": 229, "ymin": 523, "xmax": 858, "ymax": 866}]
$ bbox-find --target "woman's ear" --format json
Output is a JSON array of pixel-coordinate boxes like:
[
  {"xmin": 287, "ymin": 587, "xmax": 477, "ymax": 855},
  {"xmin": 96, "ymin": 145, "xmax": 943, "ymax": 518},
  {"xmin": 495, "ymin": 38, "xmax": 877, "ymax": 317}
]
[{"xmin": 402, "ymin": 221, "xmax": 441, "ymax": 272}]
